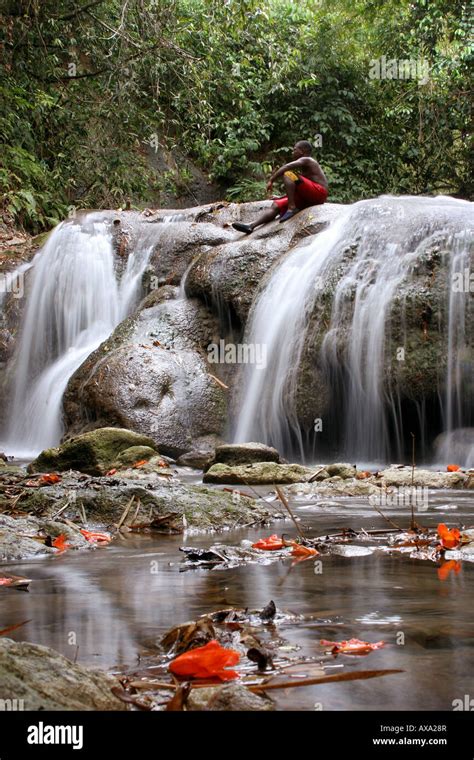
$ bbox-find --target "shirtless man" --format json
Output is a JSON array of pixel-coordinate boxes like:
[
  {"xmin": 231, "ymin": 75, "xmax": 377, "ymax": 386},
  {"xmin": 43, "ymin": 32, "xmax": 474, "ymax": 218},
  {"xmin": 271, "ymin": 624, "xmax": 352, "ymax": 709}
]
[{"xmin": 232, "ymin": 140, "xmax": 328, "ymax": 234}]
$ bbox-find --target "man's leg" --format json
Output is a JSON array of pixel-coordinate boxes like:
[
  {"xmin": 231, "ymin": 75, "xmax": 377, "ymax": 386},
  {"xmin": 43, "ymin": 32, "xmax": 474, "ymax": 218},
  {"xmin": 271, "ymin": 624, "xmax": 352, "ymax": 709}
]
[
  {"xmin": 232, "ymin": 203, "xmax": 280, "ymax": 234},
  {"xmin": 282, "ymin": 171, "xmax": 298, "ymax": 210}
]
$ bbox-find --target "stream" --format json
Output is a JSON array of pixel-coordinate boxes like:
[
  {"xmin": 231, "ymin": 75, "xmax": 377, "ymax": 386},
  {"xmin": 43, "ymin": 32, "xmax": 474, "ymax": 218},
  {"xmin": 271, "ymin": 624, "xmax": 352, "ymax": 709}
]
[{"xmin": 2, "ymin": 483, "xmax": 473, "ymax": 712}]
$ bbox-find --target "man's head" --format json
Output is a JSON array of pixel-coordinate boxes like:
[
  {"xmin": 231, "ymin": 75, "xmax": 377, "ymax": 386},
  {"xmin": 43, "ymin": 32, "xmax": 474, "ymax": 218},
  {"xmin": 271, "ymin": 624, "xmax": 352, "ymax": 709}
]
[{"xmin": 293, "ymin": 140, "xmax": 313, "ymax": 159}]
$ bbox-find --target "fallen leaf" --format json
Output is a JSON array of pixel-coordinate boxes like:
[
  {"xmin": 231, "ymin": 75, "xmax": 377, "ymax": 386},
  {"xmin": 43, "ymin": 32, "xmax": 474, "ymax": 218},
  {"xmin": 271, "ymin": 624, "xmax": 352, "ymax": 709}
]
[
  {"xmin": 437, "ymin": 560, "xmax": 462, "ymax": 581},
  {"xmin": 447, "ymin": 464, "xmax": 461, "ymax": 472},
  {"xmin": 106, "ymin": 468, "xmax": 117, "ymax": 476},
  {"xmin": 438, "ymin": 523, "xmax": 461, "ymax": 549},
  {"xmin": 132, "ymin": 459, "xmax": 148, "ymax": 468},
  {"xmin": 52, "ymin": 534, "xmax": 71, "ymax": 552},
  {"xmin": 260, "ymin": 600, "xmax": 277, "ymax": 621},
  {"xmin": 39, "ymin": 473, "xmax": 61, "ymax": 485},
  {"xmin": 161, "ymin": 618, "xmax": 216, "ymax": 655},
  {"xmin": 169, "ymin": 640, "xmax": 240, "ymax": 681},
  {"xmin": 252, "ymin": 534, "xmax": 285, "ymax": 551},
  {"xmin": 290, "ymin": 542, "xmax": 318, "ymax": 557},
  {"xmin": 356, "ymin": 471, "xmax": 372, "ymax": 480},
  {"xmin": 80, "ymin": 529, "xmax": 112, "ymax": 545},
  {"xmin": 247, "ymin": 646, "xmax": 273, "ymax": 672},
  {"xmin": 320, "ymin": 638, "xmax": 385, "ymax": 655}
]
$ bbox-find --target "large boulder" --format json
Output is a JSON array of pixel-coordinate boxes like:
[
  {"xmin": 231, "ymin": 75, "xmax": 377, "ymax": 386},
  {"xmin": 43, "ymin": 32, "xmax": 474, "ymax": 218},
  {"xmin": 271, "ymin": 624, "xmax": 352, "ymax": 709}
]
[
  {"xmin": 28, "ymin": 427, "xmax": 158, "ymax": 476},
  {"xmin": 0, "ymin": 638, "xmax": 125, "ymax": 710},
  {"xmin": 63, "ymin": 291, "xmax": 227, "ymax": 458},
  {"xmin": 185, "ymin": 202, "xmax": 344, "ymax": 323}
]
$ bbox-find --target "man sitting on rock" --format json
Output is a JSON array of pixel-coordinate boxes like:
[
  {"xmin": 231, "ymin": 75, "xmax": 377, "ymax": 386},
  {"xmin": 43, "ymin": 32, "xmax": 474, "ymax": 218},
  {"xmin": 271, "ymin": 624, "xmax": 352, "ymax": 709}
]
[{"xmin": 232, "ymin": 140, "xmax": 328, "ymax": 234}]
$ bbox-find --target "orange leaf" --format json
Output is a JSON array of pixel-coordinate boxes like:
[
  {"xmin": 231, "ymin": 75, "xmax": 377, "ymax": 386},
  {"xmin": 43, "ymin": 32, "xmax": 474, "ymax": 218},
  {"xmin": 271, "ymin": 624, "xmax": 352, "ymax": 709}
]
[
  {"xmin": 437, "ymin": 523, "xmax": 461, "ymax": 549},
  {"xmin": 290, "ymin": 542, "xmax": 318, "ymax": 557},
  {"xmin": 132, "ymin": 460, "xmax": 148, "ymax": 469},
  {"xmin": 80, "ymin": 529, "xmax": 111, "ymax": 545},
  {"xmin": 447, "ymin": 464, "xmax": 461, "ymax": 472},
  {"xmin": 437, "ymin": 560, "xmax": 462, "ymax": 581},
  {"xmin": 39, "ymin": 473, "xmax": 61, "ymax": 485},
  {"xmin": 356, "ymin": 471, "xmax": 372, "ymax": 480},
  {"xmin": 252, "ymin": 534, "xmax": 285, "ymax": 551},
  {"xmin": 320, "ymin": 638, "xmax": 385, "ymax": 655},
  {"xmin": 106, "ymin": 468, "xmax": 117, "ymax": 476},
  {"xmin": 169, "ymin": 640, "xmax": 240, "ymax": 681},
  {"xmin": 52, "ymin": 534, "xmax": 71, "ymax": 552}
]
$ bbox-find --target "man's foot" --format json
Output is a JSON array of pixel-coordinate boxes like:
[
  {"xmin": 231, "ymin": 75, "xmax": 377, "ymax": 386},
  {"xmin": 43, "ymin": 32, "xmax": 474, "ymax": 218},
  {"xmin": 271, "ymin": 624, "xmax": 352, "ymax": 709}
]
[
  {"xmin": 232, "ymin": 222, "xmax": 253, "ymax": 234},
  {"xmin": 279, "ymin": 209, "xmax": 299, "ymax": 223}
]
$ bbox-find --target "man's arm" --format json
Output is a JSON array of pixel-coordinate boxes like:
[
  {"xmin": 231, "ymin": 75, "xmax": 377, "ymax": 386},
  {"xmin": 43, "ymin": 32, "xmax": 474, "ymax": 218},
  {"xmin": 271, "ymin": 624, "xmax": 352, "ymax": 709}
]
[{"xmin": 266, "ymin": 158, "xmax": 308, "ymax": 191}]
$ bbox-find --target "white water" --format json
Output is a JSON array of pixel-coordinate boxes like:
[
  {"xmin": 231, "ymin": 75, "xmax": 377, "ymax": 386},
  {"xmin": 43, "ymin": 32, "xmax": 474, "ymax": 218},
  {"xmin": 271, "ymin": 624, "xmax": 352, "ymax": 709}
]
[
  {"xmin": 234, "ymin": 196, "xmax": 473, "ymax": 465},
  {"xmin": 2, "ymin": 215, "xmax": 156, "ymax": 457}
]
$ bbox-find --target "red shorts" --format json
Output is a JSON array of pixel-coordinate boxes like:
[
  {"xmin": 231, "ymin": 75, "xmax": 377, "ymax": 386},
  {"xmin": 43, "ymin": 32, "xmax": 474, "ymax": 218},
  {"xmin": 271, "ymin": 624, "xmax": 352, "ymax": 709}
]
[{"xmin": 273, "ymin": 175, "xmax": 328, "ymax": 215}]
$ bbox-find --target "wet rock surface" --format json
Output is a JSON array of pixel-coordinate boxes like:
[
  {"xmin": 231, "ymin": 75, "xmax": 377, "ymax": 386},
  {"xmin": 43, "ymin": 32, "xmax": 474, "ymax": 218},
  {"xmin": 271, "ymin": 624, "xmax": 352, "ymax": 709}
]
[
  {"xmin": 28, "ymin": 428, "xmax": 158, "ymax": 476},
  {"xmin": 63, "ymin": 294, "xmax": 227, "ymax": 458},
  {"xmin": 204, "ymin": 442, "xmax": 282, "ymax": 471},
  {"xmin": 187, "ymin": 682, "xmax": 274, "ymax": 711},
  {"xmin": 0, "ymin": 638, "xmax": 126, "ymax": 711},
  {"xmin": 0, "ymin": 467, "xmax": 273, "ymax": 560},
  {"xmin": 203, "ymin": 462, "xmax": 315, "ymax": 485}
]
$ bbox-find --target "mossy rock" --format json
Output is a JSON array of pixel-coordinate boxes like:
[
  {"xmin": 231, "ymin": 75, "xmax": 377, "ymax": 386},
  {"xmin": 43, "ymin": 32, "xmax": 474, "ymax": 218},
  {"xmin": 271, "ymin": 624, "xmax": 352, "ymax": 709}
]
[
  {"xmin": 203, "ymin": 462, "xmax": 314, "ymax": 485},
  {"xmin": 115, "ymin": 446, "xmax": 157, "ymax": 467},
  {"xmin": 28, "ymin": 428, "xmax": 158, "ymax": 476}
]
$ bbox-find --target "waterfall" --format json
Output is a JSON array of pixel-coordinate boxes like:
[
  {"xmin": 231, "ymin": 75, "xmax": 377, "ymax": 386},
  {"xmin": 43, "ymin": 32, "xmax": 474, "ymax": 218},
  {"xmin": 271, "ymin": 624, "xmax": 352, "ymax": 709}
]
[
  {"xmin": 1, "ymin": 213, "xmax": 156, "ymax": 457},
  {"xmin": 234, "ymin": 196, "xmax": 473, "ymax": 465}
]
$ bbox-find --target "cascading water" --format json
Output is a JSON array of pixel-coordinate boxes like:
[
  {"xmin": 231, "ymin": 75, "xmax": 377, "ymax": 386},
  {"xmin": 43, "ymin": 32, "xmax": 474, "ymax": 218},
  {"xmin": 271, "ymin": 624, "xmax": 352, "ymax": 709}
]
[
  {"xmin": 234, "ymin": 196, "xmax": 473, "ymax": 466},
  {"xmin": 1, "ymin": 213, "xmax": 159, "ymax": 456}
]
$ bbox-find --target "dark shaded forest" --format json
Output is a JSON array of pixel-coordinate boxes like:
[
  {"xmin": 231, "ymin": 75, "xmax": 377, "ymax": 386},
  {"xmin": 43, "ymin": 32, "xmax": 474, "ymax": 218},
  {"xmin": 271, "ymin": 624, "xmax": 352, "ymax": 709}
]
[{"xmin": 1, "ymin": 0, "xmax": 472, "ymax": 231}]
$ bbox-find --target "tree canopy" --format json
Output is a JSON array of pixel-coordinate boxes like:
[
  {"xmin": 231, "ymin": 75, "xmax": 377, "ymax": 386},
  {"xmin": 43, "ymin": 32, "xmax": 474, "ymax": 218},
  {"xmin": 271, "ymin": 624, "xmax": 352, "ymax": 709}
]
[{"xmin": 1, "ymin": 0, "xmax": 472, "ymax": 230}]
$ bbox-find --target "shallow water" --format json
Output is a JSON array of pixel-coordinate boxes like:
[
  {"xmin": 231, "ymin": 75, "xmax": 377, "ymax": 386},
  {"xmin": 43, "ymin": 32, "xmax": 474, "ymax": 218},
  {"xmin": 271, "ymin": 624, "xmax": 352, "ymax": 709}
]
[{"xmin": 1, "ymin": 488, "xmax": 473, "ymax": 711}]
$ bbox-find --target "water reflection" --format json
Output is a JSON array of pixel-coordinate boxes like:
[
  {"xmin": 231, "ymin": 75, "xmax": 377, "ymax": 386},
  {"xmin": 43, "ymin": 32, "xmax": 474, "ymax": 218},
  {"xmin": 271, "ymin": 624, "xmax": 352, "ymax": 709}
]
[{"xmin": 1, "ymin": 490, "xmax": 473, "ymax": 711}]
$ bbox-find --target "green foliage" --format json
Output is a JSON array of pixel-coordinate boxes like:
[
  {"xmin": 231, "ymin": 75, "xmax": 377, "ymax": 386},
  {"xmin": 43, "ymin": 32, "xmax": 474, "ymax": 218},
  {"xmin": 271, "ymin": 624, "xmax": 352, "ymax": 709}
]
[{"xmin": 1, "ymin": 0, "xmax": 471, "ymax": 231}]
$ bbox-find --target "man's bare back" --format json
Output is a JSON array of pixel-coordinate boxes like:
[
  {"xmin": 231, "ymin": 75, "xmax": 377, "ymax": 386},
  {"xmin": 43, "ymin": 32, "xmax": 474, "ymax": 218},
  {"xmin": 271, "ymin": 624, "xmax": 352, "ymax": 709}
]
[{"xmin": 232, "ymin": 139, "xmax": 329, "ymax": 234}]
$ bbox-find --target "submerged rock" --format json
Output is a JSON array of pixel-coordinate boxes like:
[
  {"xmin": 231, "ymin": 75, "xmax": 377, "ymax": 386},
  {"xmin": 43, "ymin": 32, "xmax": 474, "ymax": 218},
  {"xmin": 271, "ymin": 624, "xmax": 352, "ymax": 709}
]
[
  {"xmin": 28, "ymin": 427, "xmax": 158, "ymax": 476},
  {"xmin": 0, "ymin": 638, "xmax": 125, "ymax": 710},
  {"xmin": 203, "ymin": 462, "xmax": 314, "ymax": 484}
]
